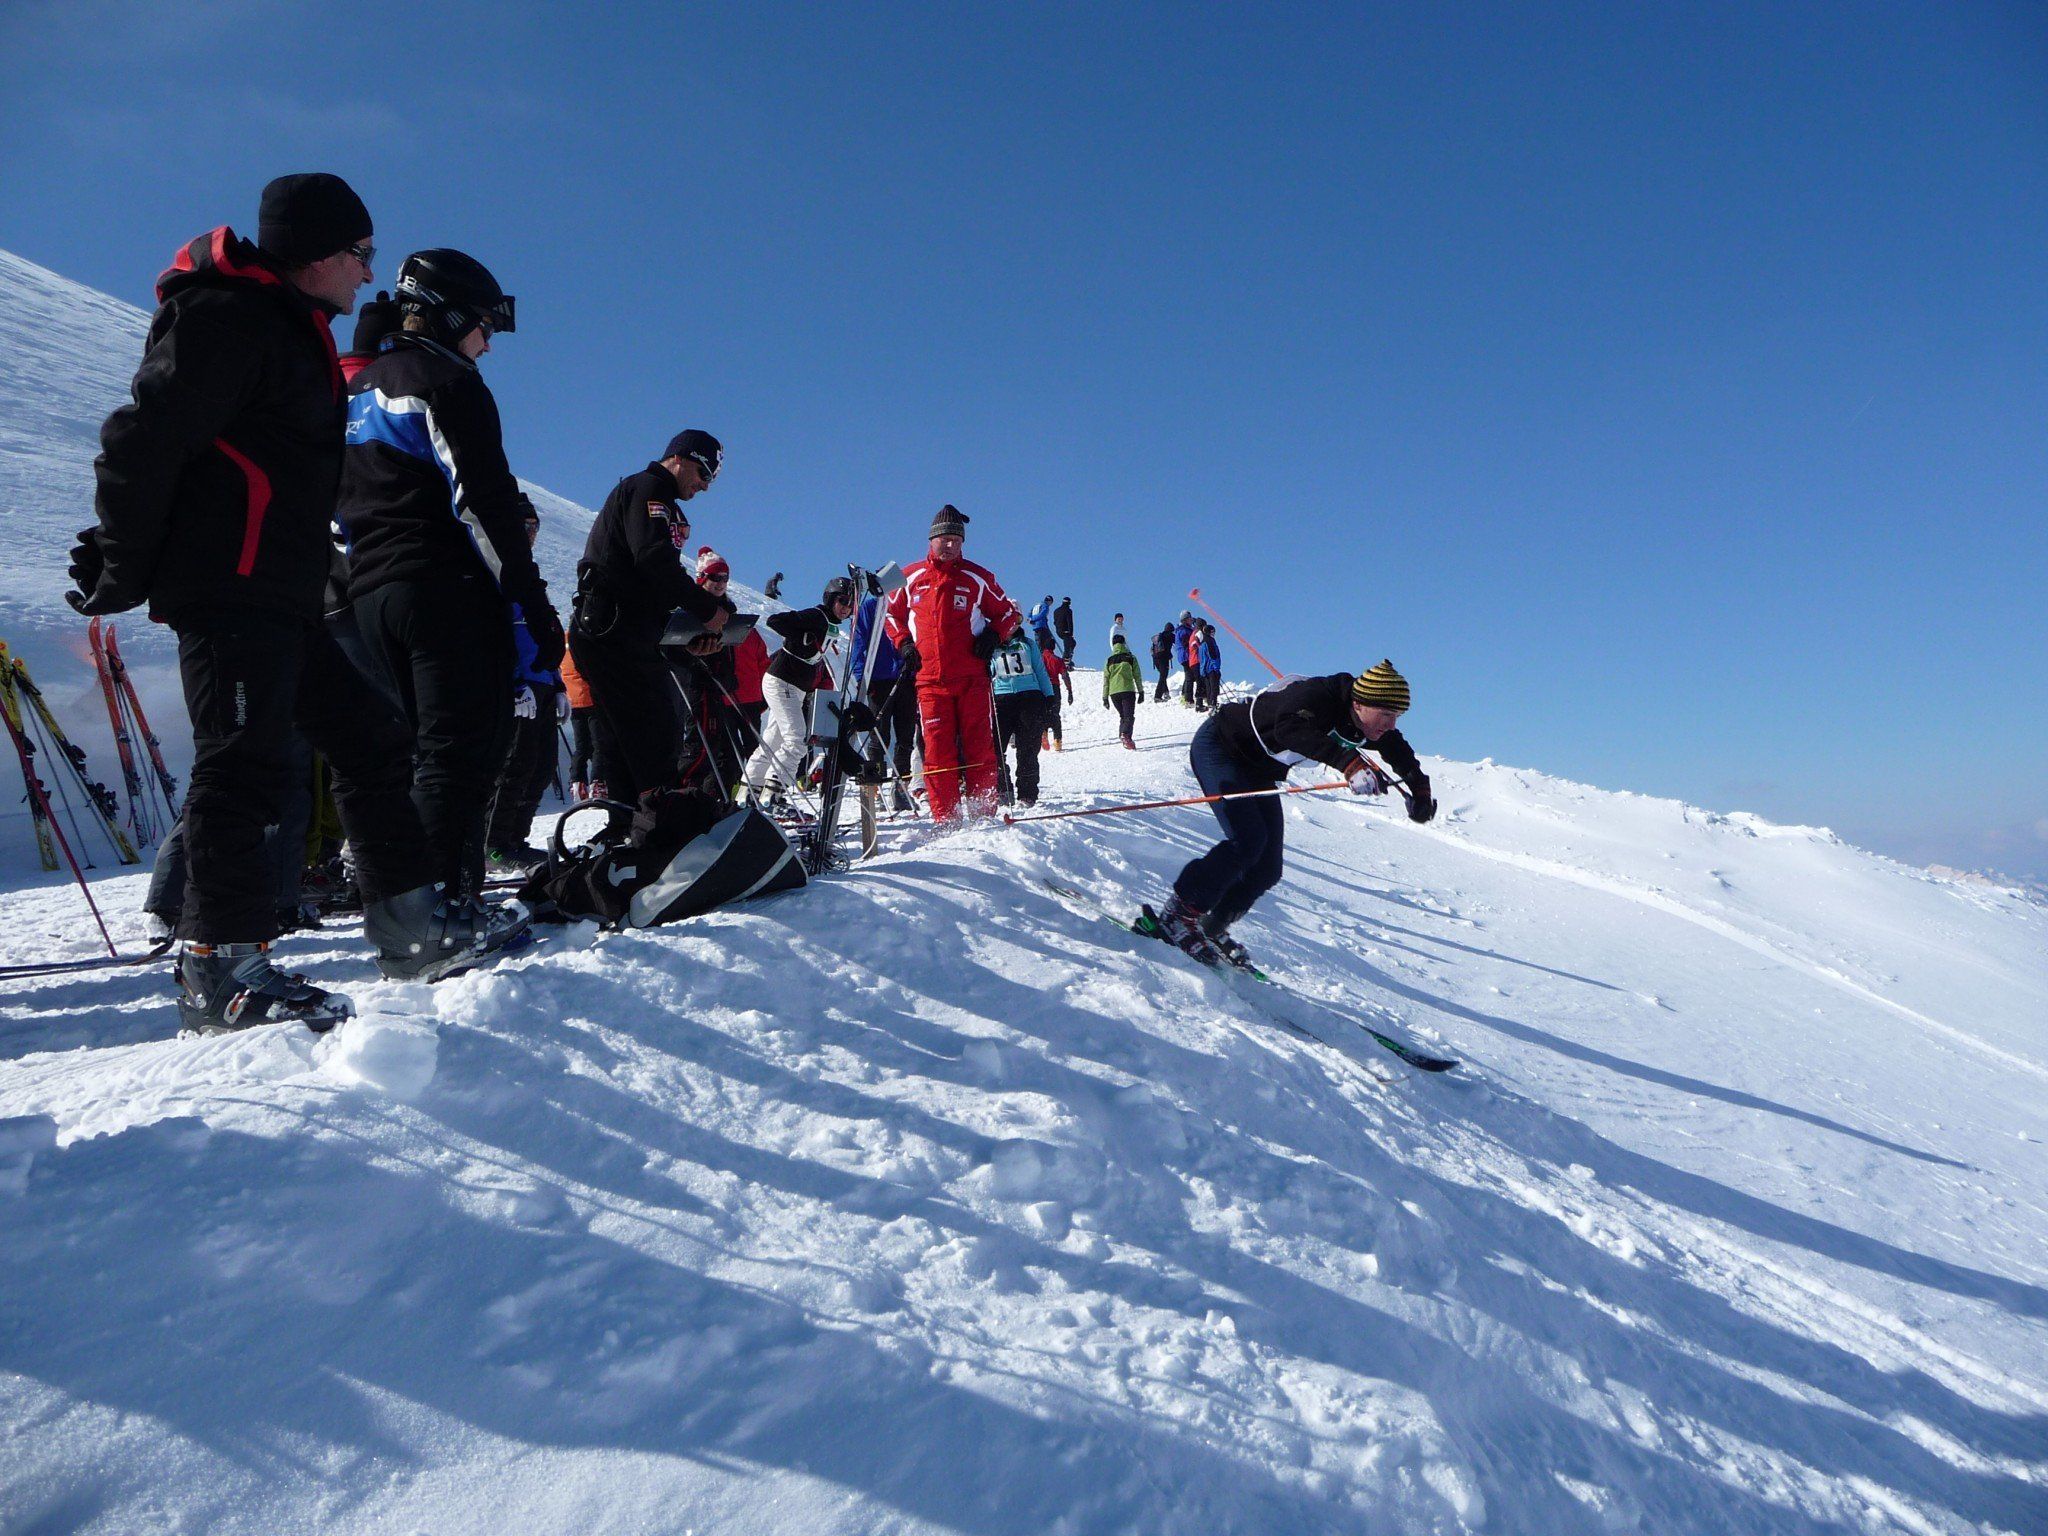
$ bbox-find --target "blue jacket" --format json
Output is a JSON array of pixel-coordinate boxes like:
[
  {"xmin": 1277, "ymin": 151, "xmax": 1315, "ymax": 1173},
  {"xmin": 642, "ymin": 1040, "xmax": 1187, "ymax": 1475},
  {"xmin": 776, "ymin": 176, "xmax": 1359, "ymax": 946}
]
[
  {"xmin": 1028, "ymin": 598, "xmax": 1056, "ymax": 645},
  {"xmin": 848, "ymin": 593, "xmax": 902, "ymax": 687},
  {"xmin": 1199, "ymin": 634, "xmax": 1222, "ymax": 677},
  {"xmin": 1174, "ymin": 620, "xmax": 1194, "ymax": 664},
  {"xmin": 989, "ymin": 632, "xmax": 1054, "ymax": 698},
  {"xmin": 511, "ymin": 601, "xmax": 562, "ymax": 691}
]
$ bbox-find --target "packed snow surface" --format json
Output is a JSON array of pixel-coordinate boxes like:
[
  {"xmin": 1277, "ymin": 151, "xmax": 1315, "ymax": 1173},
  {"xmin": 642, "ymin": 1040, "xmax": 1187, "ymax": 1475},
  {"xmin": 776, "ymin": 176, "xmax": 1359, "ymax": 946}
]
[
  {"xmin": 3, "ymin": 247, "xmax": 2046, "ymax": 1533},
  {"xmin": 4, "ymin": 691, "xmax": 2045, "ymax": 1534}
]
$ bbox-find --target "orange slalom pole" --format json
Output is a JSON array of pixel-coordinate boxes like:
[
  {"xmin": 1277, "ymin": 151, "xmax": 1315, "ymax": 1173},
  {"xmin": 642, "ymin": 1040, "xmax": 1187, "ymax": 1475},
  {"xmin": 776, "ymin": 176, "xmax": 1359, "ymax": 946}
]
[
  {"xmin": 1188, "ymin": 587, "xmax": 1284, "ymax": 683},
  {"xmin": 1002, "ymin": 779, "xmax": 1348, "ymax": 826}
]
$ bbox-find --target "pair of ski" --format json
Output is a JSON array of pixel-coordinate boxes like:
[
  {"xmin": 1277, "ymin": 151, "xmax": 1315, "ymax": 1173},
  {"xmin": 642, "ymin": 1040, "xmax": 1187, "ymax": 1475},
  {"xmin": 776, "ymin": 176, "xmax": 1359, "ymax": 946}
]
[
  {"xmin": 1042, "ymin": 880, "xmax": 1458, "ymax": 1074},
  {"xmin": 802, "ymin": 561, "xmax": 906, "ymax": 873},
  {"xmin": 1, "ymin": 640, "xmax": 137, "ymax": 873},
  {"xmin": 86, "ymin": 619, "xmax": 177, "ymax": 848}
]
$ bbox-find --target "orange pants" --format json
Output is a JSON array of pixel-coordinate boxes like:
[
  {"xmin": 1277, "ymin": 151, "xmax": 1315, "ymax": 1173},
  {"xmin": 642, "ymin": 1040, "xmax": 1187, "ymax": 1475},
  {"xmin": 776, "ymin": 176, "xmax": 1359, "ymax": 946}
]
[{"xmin": 917, "ymin": 674, "xmax": 999, "ymax": 821}]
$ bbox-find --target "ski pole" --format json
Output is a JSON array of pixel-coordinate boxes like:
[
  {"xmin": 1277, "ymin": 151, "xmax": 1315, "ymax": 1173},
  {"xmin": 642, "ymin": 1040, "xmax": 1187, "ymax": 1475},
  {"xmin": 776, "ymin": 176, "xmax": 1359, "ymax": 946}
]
[
  {"xmin": 1188, "ymin": 587, "xmax": 1285, "ymax": 683},
  {"xmin": 1002, "ymin": 779, "xmax": 1349, "ymax": 826},
  {"xmin": 1, "ymin": 695, "xmax": 118, "ymax": 957}
]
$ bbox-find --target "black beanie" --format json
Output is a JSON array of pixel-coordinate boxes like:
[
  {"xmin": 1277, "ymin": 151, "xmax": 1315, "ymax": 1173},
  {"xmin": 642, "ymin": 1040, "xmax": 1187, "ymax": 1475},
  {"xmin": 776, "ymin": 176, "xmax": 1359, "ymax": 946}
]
[
  {"xmin": 930, "ymin": 504, "xmax": 968, "ymax": 540},
  {"xmin": 663, "ymin": 429, "xmax": 722, "ymax": 482},
  {"xmin": 256, "ymin": 173, "xmax": 373, "ymax": 267}
]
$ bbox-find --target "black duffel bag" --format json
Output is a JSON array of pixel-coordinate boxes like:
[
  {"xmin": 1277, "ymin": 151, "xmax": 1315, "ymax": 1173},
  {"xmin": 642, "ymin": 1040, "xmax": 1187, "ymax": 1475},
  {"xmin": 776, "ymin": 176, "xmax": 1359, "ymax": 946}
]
[{"xmin": 521, "ymin": 789, "xmax": 806, "ymax": 928}]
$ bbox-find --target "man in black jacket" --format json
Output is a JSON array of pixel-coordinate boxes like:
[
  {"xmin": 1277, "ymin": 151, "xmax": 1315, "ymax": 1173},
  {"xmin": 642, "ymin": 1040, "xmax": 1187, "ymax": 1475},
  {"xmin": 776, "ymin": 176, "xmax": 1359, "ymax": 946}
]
[
  {"xmin": 1053, "ymin": 597, "xmax": 1076, "ymax": 663},
  {"xmin": 339, "ymin": 248, "xmax": 562, "ymax": 906},
  {"xmin": 568, "ymin": 431, "xmax": 731, "ymax": 803},
  {"xmin": 69, "ymin": 174, "xmax": 513, "ymax": 1034},
  {"xmin": 1154, "ymin": 660, "xmax": 1438, "ymax": 967},
  {"xmin": 1150, "ymin": 622, "xmax": 1175, "ymax": 702}
]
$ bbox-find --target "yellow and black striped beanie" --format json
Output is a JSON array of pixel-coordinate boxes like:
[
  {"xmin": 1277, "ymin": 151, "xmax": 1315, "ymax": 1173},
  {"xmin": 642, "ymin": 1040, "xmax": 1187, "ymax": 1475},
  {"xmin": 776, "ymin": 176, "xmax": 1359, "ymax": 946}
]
[{"xmin": 1352, "ymin": 660, "xmax": 1410, "ymax": 712}]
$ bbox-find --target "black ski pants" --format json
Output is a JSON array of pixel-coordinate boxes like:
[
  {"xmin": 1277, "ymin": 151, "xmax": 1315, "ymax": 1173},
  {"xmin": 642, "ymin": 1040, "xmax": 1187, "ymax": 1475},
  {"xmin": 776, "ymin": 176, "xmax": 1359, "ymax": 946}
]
[
  {"xmin": 570, "ymin": 622, "xmax": 681, "ymax": 805},
  {"xmin": 1111, "ymin": 691, "xmax": 1137, "ymax": 742},
  {"xmin": 1172, "ymin": 715, "xmax": 1284, "ymax": 934},
  {"xmin": 171, "ymin": 606, "xmax": 431, "ymax": 942},
  {"xmin": 487, "ymin": 684, "xmax": 560, "ymax": 851},
  {"xmin": 872, "ymin": 674, "xmax": 920, "ymax": 784},
  {"xmin": 145, "ymin": 730, "xmax": 315, "ymax": 927},
  {"xmin": 568, "ymin": 707, "xmax": 597, "ymax": 787},
  {"xmin": 353, "ymin": 574, "xmax": 514, "ymax": 900},
  {"xmin": 993, "ymin": 691, "xmax": 1046, "ymax": 806}
]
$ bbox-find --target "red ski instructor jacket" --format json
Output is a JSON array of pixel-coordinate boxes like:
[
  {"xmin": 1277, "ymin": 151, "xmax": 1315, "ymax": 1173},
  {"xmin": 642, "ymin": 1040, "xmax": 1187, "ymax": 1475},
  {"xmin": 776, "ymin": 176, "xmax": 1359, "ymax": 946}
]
[{"xmin": 884, "ymin": 555, "xmax": 1020, "ymax": 690}]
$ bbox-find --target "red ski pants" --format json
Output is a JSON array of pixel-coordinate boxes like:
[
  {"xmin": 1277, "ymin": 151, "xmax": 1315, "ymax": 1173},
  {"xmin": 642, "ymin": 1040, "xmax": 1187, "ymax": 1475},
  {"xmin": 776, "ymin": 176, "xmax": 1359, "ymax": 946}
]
[{"xmin": 917, "ymin": 673, "xmax": 999, "ymax": 821}]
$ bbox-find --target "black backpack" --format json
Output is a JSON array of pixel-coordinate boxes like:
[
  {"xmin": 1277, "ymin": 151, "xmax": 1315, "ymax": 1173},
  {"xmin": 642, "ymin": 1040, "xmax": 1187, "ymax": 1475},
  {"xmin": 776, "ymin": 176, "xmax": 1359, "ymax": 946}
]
[{"xmin": 521, "ymin": 790, "xmax": 806, "ymax": 927}]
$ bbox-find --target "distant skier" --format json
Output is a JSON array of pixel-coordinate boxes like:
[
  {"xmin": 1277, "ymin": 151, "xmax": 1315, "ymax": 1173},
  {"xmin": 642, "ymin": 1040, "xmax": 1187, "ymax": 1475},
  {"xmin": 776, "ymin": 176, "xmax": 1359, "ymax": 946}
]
[
  {"xmin": 1197, "ymin": 621, "xmax": 1223, "ymax": 712},
  {"xmin": 1152, "ymin": 661, "xmax": 1437, "ymax": 968},
  {"xmin": 885, "ymin": 506, "xmax": 1020, "ymax": 821},
  {"xmin": 1102, "ymin": 636, "xmax": 1143, "ymax": 748},
  {"xmin": 1028, "ymin": 594, "xmax": 1057, "ymax": 655},
  {"xmin": 1110, "ymin": 612, "xmax": 1126, "ymax": 647},
  {"xmin": 1054, "ymin": 597, "xmax": 1076, "ymax": 663},
  {"xmin": 1150, "ymin": 622, "xmax": 1175, "ymax": 702},
  {"xmin": 746, "ymin": 576, "xmax": 856, "ymax": 806},
  {"xmin": 567, "ymin": 431, "xmax": 729, "ymax": 803},
  {"xmin": 1174, "ymin": 610, "xmax": 1197, "ymax": 706},
  {"xmin": 1040, "ymin": 641, "xmax": 1073, "ymax": 750},
  {"xmin": 763, "ymin": 572, "xmax": 785, "ymax": 601},
  {"xmin": 69, "ymin": 172, "xmax": 514, "ymax": 1031},
  {"xmin": 989, "ymin": 629, "xmax": 1054, "ymax": 807}
]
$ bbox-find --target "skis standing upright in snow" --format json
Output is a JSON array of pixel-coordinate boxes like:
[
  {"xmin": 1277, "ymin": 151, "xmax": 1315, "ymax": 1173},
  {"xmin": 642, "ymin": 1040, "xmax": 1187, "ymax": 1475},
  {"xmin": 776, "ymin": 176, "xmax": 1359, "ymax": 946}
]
[
  {"xmin": 88, "ymin": 617, "xmax": 152, "ymax": 845},
  {"xmin": 1, "ymin": 648, "xmax": 59, "ymax": 870},
  {"xmin": 804, "ymin": 561, "xmax": 904, "ymax": 874},
  {"xmin": 102, "ymin": 625, "xmax": 178, "ymax": 819},
  {"xmin": 2, "ymin": 642, "xmax": 137, "ymax": 865}
]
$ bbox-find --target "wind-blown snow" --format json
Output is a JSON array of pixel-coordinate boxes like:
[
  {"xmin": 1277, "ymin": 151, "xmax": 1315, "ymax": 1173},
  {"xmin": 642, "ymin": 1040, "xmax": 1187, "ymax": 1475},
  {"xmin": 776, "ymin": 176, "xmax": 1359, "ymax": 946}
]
[{"xmin": 2, "ymin": 251, "xmax": 2045, "ymax": 1535}]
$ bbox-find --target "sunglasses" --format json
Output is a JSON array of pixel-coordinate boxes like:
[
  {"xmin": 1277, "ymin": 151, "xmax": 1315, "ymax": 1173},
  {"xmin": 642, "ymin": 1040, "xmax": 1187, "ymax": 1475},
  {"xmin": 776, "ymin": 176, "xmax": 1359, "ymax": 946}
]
[
  {"xmin": 687, "ymin": 451, "xmax": 719, "ymax": 483},
  {"xmin": 345, "ymin": 241, "xmax": 376, "ymax": 266}
]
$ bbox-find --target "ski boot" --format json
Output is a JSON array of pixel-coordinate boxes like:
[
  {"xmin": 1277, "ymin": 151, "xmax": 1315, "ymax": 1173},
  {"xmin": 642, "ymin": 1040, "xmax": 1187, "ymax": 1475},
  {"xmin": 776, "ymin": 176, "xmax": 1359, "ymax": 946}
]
[
  {"xmin": 1146, "ymin": 896, "xmax": 1222, "ymax": 965},
  {"xmin": 175, "ymin": 942, "xmax": 354, "ymax": 1035},
  {"xmin": 363, "ymin": 885, "xmax": 529, "ymax": 982},
  {"xmin": 1207, "ymin": 928, "xmax": 1257, "ymax": 972}
]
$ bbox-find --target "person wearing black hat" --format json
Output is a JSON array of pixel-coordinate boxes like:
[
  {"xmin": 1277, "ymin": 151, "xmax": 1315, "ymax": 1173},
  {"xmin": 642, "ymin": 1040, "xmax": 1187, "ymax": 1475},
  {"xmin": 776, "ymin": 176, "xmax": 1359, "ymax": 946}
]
[
  {"xmin": 882, "ymin": 506, "xmax": 1021, "ymax": 821},
  {"xmin": 1053, "ymin": 597, "xmax": 1076, "ymax": 663},
  {"xmin": 68, "ymin": 174, "xmax": 519, "ymax": 1034},
  {"xmin": 1150, "ymin": 662, "xmax": 1436, "ymax": 969},
  {"xmin": 337, "ymin": 247, "xmax": 562, "ymax": 910},
  {"xmin": 568, "ymin": 431, "xmax": 734, "ymax": 802},
  {"xmin": 1151, "ymin": 621, "xmax": 1176, "ymax": 702}
]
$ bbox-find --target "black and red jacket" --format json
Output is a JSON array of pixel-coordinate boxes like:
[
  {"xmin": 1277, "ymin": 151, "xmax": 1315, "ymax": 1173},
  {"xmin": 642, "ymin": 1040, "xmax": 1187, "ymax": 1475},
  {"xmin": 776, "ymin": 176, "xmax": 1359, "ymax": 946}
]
[{"xmin": 87, "ymin": 227, "xmax": 346, "ymax": 622}]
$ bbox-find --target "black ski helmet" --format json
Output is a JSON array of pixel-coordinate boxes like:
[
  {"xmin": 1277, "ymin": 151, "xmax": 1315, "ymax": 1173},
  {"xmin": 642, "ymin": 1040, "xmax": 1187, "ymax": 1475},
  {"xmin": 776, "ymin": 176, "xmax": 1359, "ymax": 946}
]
[
  {"xmin": 822, "ymin": 575, "xmax": 857, "ymax": 610},
  {"xmin": 394, "ymin": 249, "xmax": 516, "ymax": 347}
]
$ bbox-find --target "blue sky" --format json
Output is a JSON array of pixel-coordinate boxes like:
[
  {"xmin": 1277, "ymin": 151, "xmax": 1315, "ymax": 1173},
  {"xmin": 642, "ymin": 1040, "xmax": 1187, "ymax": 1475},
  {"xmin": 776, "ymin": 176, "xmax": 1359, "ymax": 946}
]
[{"xmin": 4, "ymin": 1, "xmax": 2044, "ymax": 877}]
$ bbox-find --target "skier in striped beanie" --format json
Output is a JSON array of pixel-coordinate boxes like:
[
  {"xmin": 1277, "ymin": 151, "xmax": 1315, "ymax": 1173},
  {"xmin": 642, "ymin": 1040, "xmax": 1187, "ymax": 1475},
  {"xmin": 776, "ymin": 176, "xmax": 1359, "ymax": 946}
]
[{"xmin": 1149, "ymin": 659, "xmax": 1435, "ymax": 968}]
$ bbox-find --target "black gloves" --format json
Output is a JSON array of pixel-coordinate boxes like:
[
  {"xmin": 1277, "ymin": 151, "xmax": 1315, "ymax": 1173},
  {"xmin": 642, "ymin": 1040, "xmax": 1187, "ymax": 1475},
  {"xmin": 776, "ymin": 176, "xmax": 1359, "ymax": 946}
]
[
  {"xmin": 838, "ymin": 701, "xmax": 876, "ymax": 735},
  {"xmin": 970, "ymin": 627, "xmax": 1000, "ymax": 662},
  {"xmin": 351, "ymin": 291, "xmax": 402, "ymax": 357},
  {"xmin": 64, "ymin": 527, "xmax": 107, "ymax": 614},
  {"xmin": 895, "ymin": 638, "xmax": 919, "ymax": 673},
  {"xmin": 1407, "ymin": 779, "xmax": 1437, "ymax": 824}
]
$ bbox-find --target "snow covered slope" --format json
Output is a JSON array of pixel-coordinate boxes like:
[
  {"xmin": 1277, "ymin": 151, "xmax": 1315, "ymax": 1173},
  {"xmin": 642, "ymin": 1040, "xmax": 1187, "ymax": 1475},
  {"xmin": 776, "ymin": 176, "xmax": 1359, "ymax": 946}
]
[
  {"xmin": 0, "ymin": 248, "xmax": 771, "ymax": 870},
  {"xmin": 3, "ymin": 687, "xmax": 2044, "ymax": 1534}
]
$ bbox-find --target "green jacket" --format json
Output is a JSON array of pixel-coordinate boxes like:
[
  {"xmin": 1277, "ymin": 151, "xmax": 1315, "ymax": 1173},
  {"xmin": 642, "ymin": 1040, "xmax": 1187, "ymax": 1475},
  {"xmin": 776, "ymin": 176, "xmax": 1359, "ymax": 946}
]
[{"xmin": 1102, "ymin": 644, "xmax": 1144, "ymax": 702}]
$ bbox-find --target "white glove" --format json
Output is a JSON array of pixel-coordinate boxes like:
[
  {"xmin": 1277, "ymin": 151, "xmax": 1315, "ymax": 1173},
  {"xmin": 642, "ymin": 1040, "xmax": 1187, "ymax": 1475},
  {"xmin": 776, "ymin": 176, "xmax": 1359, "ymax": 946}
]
[
  {"xmin": 1347, "ymin": 763, "xmax": 1389, "ymax": 796},
  {"xmin": 555, "ymin": 689, "xmax": 571, "ymax": 722},
  {"xmin": 513, "ymin": 685, "xmax": 538, "ymax": 721}
]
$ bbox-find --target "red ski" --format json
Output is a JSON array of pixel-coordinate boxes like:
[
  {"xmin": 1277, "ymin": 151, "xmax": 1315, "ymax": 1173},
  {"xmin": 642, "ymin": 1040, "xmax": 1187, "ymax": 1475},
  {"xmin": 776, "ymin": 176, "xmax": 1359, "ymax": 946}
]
[
  {"xmin": 88, "ymin": 617, "xmax": 155, "ymax": 844},
  {"xmin": 102, "ymin": 625, "xmax": 179, "ymax": 817}
]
